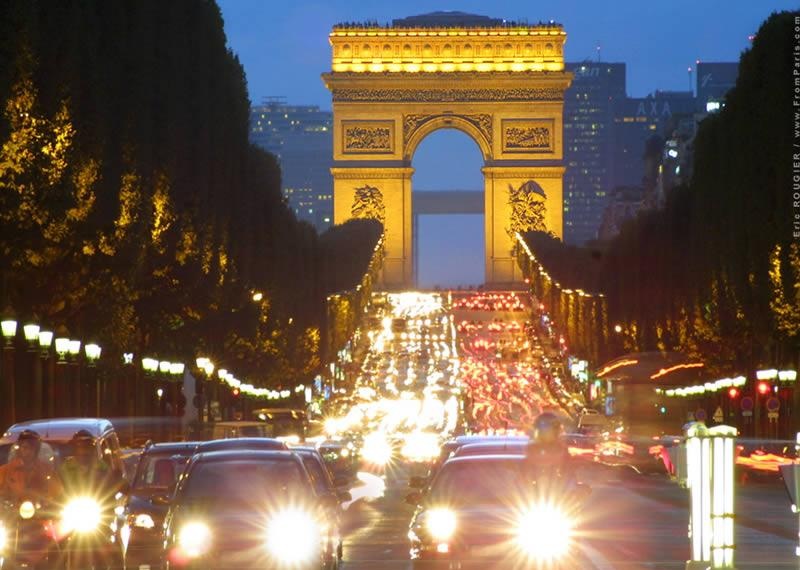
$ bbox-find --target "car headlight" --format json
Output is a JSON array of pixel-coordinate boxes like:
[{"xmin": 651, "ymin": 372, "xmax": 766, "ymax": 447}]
[
  {"xmin": 133, "ymin": 513, "xmax": 155, "ymax": 529},
  {"xmin": 426, "ymin": 508, "xmax": 457, "ymax": 541},
  {"xmin": 19, "ymin": 501, "xmax": 36, "ymax": 520},
  {"xmin": 516, "ymin": 504, "xmax": 573, "ymax": 561},
  {"xmin": 178, "ymin": 521, "xmax": 212, "ymax": 558},
  {"xmin": 61, "ymin": 497, "xmax": 102, "ymax": 534},
  {"xmin": 362, "ymin": 432, "xmax": 393, "ymax": 465},
  {"xmin": 265, "ymin": 509, "xmax": 320, "ymax": 564}
]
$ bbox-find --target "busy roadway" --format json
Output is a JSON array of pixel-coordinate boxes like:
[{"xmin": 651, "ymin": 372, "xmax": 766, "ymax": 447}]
[{"xmin": 0, "ymin": 291, "xmax": 798, "ymax": 569}]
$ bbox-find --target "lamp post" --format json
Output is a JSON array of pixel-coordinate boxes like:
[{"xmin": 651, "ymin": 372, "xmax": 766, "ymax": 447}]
[
  {"xmin": 54, "ymin": 328, "xmax": 70, "ymax": 417},
  {"xmin": 38, "ymin": 330, "xmax": 54, "ymax": 417},
  {"xmin": 84, "ymin": 342, "xmax": 101, "ymax": 416},
  {"xmin": 68, "ymin": 339, "xmax": 82, "ymax": 416},
  {"xmin": 1, "ymin": 308, "xmax": 18, "ymax": 425},
  {"xmin": 23, "ymin": 320, "xmax": 41, "ymax": 420}
]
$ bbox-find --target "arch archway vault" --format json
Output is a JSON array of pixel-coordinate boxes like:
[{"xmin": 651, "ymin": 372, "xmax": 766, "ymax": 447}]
[{"xmin": 323, "ymin": 17, "xmax": 572, "ymax": 288}]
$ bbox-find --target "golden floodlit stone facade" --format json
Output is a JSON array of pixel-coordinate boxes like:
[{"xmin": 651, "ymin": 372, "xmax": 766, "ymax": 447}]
[{"xmin": 323, "ymin": 16, "xmax": 572, "ymax": 287}]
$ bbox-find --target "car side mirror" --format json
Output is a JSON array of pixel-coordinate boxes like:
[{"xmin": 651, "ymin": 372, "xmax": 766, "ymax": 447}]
[
  {"xmin": 408, "ymin": 476, "xmax": 427, "ymax": 489},
  {"xmin": 405, "ymin": 491, "xmax": 422, "ymax": 506},
  {"xmin": 151, "ymin": 494, "xmax": 171, "ymax": 506}
]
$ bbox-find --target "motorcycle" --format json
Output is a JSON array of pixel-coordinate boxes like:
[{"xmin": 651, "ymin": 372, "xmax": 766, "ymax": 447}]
[
  {"xmin": 0, "ymin": 498, "xmax": 60, "ymax": 569},
  {"xmin": 56, "ymin": 493, "xmax": 126, "ymax": 570}
]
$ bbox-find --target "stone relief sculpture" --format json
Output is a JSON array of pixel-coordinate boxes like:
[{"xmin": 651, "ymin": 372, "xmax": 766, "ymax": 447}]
[
  {"xmin": 344, "ymin": 125, "xmax": 392, "ymax": 151},
  {"xmin": 504, "ymin": 126, "xmax": 551, "ymax": 150},
  {"xmin": 507, "ymin": 180, "xmax": 549, "ymax": 238},
  {"xmin": 351, "ymin": 185, "xmax": 386, "ymax": 224}
]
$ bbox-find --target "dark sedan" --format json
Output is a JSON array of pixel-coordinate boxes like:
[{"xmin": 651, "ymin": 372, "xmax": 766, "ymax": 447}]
[
  {"xmin": 123, "ymin": 442, "xmax": 200, "ymax": 568},
  {"xmin": 162, "ymin": 450, "xmax": 337, "ymax": 569},
  {"xmin": 407, "ymin": 455, "xmax": 581, "ymax": 568}
]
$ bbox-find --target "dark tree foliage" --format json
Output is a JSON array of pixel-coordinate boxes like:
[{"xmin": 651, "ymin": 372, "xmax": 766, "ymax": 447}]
[
  {"xmin": 0, "ymin": 0, "xmax": 382, "ymax": 388},
  {"xmin": 523, "ymin": 11, "xmax": 800, "ymax": 374},
  {"xmin": 319, "ymin": 219, "xmax": 384, "ymax": 294}
]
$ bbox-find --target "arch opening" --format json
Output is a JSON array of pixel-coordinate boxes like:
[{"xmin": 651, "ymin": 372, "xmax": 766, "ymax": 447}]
[{"xmin": 411, "ymin": 128, "xmax": 485, "ymax": 289}]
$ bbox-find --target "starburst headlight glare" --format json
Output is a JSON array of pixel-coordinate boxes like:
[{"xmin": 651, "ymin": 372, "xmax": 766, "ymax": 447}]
[
  {"xmin": 133, "ymin": 514, "xmax": 155, "ymax": 529},
  {"xmin": 362, "ymin": 432, "xmax": 392, "ymax": 465},
  {"xmin": 266, "ymin": 509, "xmax": 320, "ymax": 564},
  {"xmin": 61, "ymin": 497, "xmax": 102, "ymax": 533},
  {"xmin": 178, "ymin": 521, "xmax": 212, "ymax": 558},
  {"xmin": 516, "ymin": 504, "xmax": 573, "ymax": 560},
  {"xmin": 426, "ymin": 509, "xmax": 457, "ymax": 540},
  {"xmin": 19, "ymin": 501, "xmax": 36, "ymax": 519}
]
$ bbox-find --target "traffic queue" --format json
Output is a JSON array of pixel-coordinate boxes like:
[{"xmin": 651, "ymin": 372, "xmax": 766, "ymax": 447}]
[{"xmin": 0, "ymin": 417, "xmax": 354, "ymax": 570}]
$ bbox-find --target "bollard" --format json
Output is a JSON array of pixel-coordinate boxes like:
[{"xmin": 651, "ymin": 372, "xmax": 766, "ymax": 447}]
[
  {"xmin": 778, "ymin": 432, "xmax": 800, "ymax": 558},
  {"xmin": 685, "ymin": 422, "xmax": 737, "ymax": 570}
]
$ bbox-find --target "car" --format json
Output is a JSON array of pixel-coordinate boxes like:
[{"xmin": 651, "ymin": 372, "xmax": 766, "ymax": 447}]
[
  {"xmin": 292, "ymin": 447, "xmax": 351, "ymax": 561},
  {"xmin": 451, "ymin": 441, "xmax": 528, "ymax": 458},
  {"xmin": 195, "ymin": 437, "xmax": 288, "ymax": 453},
  {"xmin": 210, "ymin": 421, "xmax": 270, "ymax": 439},
  {"xmin": 409, "ymin": 435, "xmax": 529, "ymax": 489},
  {"xmin": 162, "ymin": 450, "xmax": 337, "ymax": 569},
  {"xmin": 122, "ymin": 441, "xmax": 200, "ymax": 568},
  {"xmin": 406, "ymin": 455, "xmax": 581, "ymax": 568}
]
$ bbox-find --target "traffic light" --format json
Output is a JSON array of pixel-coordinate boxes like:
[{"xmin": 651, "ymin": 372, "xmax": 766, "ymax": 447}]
[
  {"xmin": 728, "ymin": 387, "xmax": 739, "ymax": 399},
  {"xmin": 232, "ymin": 387, "xmax": 240, "ymax": 397},
  {"xmin": 757, "ymin": 381, "xmax": 770, "ymax": 395}
]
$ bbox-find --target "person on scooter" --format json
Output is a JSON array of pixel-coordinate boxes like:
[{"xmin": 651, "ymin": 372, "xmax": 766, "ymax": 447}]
[
  {"xmin": 524, "ymin": 412, "xmax": 576, "ymax": 489},
  {"xmin": 59, "ymin": 430, "xmax": 125, "ymax": 498},
  {"xmin": 0, "ymin": 430, "xmax": 63, "ymax": 502}
]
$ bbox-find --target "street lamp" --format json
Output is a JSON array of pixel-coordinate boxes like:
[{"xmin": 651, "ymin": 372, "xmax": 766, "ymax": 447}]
[
  {"xmin": 38, "ymin": 330, "xmax": 53, "ymax": 356},
  {"xmin": 1, "ymin": 310, "xmax": 18, "ymax": 348},
  {"xmin": 84, "ymin": 343, "xmax": 102, "ymax": 366},
  {"xmin": 159, "ymin": 360, "xmax": 171, "ymax": 374},
  {"xmin": 67, "ymin": 339, "xmax": 81, "ymax": 359},
  {"xmin": 142, "ymin": 357, "xmax": 159, "ymax": 373},
  {"xmin": 54, "ymin": 335, "xmax": 70, "ymax": 363},
  {"xmin": 22, "ymin": 322, "xmax": 40, "ymax": 350},
  {"xmin": 169, "ymin": 362, "xmax": 185, "ymax": 376}
]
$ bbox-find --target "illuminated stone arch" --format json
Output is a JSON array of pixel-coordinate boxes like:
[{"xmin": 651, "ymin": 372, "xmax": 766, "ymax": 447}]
[{"xmin": 324, "ymin": 16, "xmax": 571, "ymax": 287}]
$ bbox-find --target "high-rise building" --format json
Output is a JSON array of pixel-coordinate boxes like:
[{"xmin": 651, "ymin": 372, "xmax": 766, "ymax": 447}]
[
  {"xmin": 612, "ymin": 90, "xmax": 696, "ymax": 193},
  {"xmin": 249, "ymin": 97, "xmax": 333, "ymax": 231},
  {"xmin": 563, "ymin": 62, "xmax": 627, "ymax": 245},
  {"xmin": 695, "ymin": 62, "xmax": 739, "ymax": 112}
]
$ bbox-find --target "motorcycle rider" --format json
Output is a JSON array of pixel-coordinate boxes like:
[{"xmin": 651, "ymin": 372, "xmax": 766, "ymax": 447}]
[
  {"xmin": 0, "ymin": 430, "xmax": 63, "ymax": 503},
  {"xmin": 524, "ymin": 412, "xmax": 576, "ymax": 490},
  {"xmin": 59, "ymin": 430, "xmax": 125, "ymax": 498}
]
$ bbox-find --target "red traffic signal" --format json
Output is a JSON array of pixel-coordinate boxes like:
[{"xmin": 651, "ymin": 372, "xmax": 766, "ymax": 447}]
[
  {"xmin": 728, "ymin": 387, "xmax": 739, "ymax": 399},
  {"xmin": 232, "ymin": 388, "xmax": 240, "ymax": 397},
  {"xmin": 757, "ymin": 381, "xmax": 770, "ymax": 395}
]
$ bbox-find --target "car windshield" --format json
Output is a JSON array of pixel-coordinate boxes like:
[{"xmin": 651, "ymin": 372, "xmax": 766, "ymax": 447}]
[
  {"xmin": 181, "ymin": 459, "xmax": 310, "ymax": 505},
  {"xmin": 133, "ymin": 452, "xmax": 192, "ymax": 492},
  {"xmin": 299, "ymin": 454, "xmax": 330, "ymax": 495},
  {"xmin": 428, "ymin": 460, "xmax": 528, "ymax": 506}
]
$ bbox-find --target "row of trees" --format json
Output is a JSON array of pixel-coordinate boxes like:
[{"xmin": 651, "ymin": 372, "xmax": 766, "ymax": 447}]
[
  {"xmin": 523, "ymin": 11, "xmax": 799, "ymax": 376},
  {"xmin": 0, "ymin": 0, "xmax": 381, "ymax": 401}
]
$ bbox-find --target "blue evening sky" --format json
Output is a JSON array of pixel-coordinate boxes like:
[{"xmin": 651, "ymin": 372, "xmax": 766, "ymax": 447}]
[{"xmin": 218, "ymin": 0, "xmax": 794, "ymax": 286}]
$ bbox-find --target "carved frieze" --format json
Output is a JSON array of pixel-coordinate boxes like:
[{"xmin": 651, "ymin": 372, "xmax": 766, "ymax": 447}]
[
  {"xmin": 332, "ymin": 87, "xmax": 564, "ymax": 103},
  {"xmin": 501, "ymin": 119, "xmax": 554, "ymax": 153},
  {"xmin": 403, "ymin": 113, "xmax": 492, "ymax": 152},
  {"xmin": 342, "ymin": 121, "xmax": 394, "ymax": 153}
]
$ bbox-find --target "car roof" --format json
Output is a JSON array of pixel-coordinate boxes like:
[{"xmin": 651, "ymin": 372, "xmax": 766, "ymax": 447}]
[
  {"xmin": 442, "ymin": 454, "xmax": 527, "ymax": 466},
  {"xmin": 196, "ymin": 438, "xmax": 288, "ymax": 452},
  {"xmin": 192, "ymin": 449, "xmax": 300, "ymax": 462},
  {"xmin": 1, "ymin": 418, "xmax": 115, "ymax": 443},
  {"xmin": 145, "ymin": 442, "xmax": 201, "ymax": 454},
  {"xmin": 456, "ymin": 441, "xmax": 527, "ymax": 453}
]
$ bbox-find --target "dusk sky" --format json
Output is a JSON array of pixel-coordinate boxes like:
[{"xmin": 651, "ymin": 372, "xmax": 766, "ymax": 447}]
[{"xmin": 217, "ymin": 0, "xmax": 795, "ymax": 287}]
